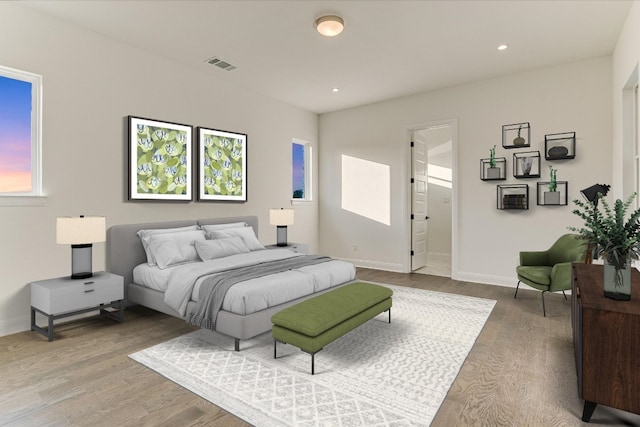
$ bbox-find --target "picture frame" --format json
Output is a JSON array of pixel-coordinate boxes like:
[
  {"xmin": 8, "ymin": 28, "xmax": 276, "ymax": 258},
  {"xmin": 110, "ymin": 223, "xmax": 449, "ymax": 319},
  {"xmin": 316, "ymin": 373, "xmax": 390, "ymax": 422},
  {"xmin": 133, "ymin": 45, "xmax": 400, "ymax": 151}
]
[
  {"xmin": 197, "ymin": 127, "xmax": 247, "ymax": 202},
  {"xmin": 128, "ymin": 116, "xmax": 193, "ymax": 201}
]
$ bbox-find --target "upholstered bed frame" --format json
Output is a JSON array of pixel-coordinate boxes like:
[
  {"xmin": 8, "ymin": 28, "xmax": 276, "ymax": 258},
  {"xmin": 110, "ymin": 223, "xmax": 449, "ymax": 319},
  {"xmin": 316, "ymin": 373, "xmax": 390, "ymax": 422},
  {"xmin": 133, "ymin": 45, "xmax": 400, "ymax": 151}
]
[{"xmin": 106, "ymin": 216, "xmax": 349, "ymax": 350}]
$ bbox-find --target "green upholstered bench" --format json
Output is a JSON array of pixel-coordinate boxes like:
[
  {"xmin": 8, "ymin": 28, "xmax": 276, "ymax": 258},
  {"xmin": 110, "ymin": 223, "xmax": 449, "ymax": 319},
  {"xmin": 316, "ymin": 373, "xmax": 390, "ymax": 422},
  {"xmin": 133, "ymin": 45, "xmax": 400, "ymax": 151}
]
[{"xmin": 271, "ymin": 281, "xmax": 393, "ymax": 374}]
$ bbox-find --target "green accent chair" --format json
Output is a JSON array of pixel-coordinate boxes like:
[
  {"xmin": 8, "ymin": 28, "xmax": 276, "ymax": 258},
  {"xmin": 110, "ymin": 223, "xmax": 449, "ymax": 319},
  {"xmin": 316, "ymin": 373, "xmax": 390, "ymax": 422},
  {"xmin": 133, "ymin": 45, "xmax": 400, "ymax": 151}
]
[{"xmin": 515, "ymin": 234, "xmax": 588, "ymax": 316}]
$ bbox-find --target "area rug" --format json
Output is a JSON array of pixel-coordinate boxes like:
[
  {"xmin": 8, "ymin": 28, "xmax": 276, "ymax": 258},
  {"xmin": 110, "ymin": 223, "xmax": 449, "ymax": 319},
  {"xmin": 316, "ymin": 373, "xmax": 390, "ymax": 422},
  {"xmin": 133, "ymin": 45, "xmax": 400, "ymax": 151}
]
[{"xmin": 129, "ymin": 284, "xmax": 496, "ymax": 426}]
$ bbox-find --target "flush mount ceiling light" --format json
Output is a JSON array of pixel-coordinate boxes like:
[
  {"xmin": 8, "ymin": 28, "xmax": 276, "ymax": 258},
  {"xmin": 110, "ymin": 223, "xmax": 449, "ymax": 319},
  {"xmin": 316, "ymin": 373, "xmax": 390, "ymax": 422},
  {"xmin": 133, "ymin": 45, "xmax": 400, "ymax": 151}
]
[
  {"xmin": 315, "ymin": 15, "xmax": 344, "ymax": 37},
  {"xmin": 498, "ymin": 44, "xmax": 509, "ymax": 51},
  {"xmin": 332, "ymin": 87, "xmax": 340, "ymax": 92}
]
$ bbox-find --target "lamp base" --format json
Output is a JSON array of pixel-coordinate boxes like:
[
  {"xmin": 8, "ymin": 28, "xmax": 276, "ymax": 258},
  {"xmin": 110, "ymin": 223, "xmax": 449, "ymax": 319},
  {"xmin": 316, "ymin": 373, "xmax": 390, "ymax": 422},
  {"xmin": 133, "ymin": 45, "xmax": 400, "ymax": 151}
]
[
  {"xmin": 70, "ymin": 244, "xmax": 93, "ymax": 280},
  {"xmin": 276, "ymin": 226, "xmax": 288, "ymax": 247}
]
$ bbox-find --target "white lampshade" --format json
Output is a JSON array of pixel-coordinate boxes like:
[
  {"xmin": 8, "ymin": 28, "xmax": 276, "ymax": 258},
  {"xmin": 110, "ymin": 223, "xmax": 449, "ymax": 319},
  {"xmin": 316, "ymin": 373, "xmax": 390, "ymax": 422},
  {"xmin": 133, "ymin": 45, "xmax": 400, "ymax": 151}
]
[
  {"xmin": 270, "ymin": 209, "xmax": 295, "ymax": 226},
  {"xmin": 56, "ymin": 216, "xmax": 106, "ymax": 245},
  {"xmin": 315, "ymin": 15, "xmax": 344, "ymax": 37}
]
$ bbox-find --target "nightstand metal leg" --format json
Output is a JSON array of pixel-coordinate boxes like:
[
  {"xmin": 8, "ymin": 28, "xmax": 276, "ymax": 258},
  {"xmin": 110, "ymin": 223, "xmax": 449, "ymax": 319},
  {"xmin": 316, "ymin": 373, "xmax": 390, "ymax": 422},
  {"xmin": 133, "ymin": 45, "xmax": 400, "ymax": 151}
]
[{"xmin": 47, "ymin": 314, "xmax": 54, "ymax": 342}]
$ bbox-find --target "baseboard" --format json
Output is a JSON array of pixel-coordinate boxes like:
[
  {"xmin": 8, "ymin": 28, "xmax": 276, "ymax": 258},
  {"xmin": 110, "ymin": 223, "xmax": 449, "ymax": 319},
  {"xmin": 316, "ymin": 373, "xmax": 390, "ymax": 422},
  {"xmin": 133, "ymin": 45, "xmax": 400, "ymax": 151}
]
[{"xmin": 0, "ymin": 314, "xmax": 30, "ymax": 337}]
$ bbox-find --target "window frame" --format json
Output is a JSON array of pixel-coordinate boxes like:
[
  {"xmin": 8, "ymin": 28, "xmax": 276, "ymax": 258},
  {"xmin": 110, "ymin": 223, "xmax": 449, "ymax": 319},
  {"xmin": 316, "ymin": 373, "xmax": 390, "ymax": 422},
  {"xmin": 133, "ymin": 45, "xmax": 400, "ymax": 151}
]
[
  {"xmin": 0, "ymin": 65, "xmax": 44, "ymax": 205},
  {"xmin": 635, "ymin": 84, "xmax": 639, "ymax": 208},
  {"xmin": 291, "ymin": 138, "xmax": 312, "ymax": 203}
]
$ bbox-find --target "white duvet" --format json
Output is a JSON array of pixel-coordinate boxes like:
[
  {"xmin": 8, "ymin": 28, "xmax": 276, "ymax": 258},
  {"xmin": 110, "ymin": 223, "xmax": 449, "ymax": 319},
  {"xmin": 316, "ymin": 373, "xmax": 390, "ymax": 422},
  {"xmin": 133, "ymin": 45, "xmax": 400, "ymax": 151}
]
[{"xmin": 133, "ymin": 249, "xmax": 356, "ymax": 317}]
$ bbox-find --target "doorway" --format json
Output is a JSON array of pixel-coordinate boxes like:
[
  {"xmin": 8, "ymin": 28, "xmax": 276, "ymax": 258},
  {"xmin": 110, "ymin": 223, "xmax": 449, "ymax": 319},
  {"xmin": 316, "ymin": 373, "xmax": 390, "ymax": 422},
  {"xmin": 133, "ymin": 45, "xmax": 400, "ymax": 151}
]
[{"xmin": 410, "ymin": 124, "xmax": 454, "ymax": 277}]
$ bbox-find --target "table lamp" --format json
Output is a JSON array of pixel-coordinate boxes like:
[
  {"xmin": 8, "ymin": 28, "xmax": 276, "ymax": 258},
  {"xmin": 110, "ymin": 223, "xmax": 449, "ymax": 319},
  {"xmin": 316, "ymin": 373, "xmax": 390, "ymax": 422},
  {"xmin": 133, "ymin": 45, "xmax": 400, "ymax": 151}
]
[
  {"xmin": 580, "ymin": 184, "xmax": 610, "ymax": 206},
  {"xmin": 56, "ymin": 215, "xmax": 106, "ymax": 279},
  {"xmin": 269, "ymin": 208, "xmax": 294, "ymax": 247}
]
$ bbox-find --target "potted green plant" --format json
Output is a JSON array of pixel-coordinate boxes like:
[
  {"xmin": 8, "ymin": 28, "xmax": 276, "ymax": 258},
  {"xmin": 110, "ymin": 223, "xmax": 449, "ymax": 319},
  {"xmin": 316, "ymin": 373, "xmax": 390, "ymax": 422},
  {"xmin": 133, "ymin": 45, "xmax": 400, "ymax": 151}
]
[
  {"xmin": 544, "ymin": 166, "xmax": 560, "ymax": 204},
  {"xmin": 487, "ymin": 145, "xmax": 500, "ymax": 179},
  {"xmin": 570, "ymin": 192, "xmax": 640, "ymax": 300}
]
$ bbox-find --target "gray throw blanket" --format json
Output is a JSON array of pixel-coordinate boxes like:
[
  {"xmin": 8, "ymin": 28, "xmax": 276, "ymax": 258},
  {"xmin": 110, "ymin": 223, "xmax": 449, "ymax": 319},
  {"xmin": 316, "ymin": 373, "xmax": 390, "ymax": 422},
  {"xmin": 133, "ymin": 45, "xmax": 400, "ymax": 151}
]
[{"xmin": 188, "ymin": 255, "xmax": 331, "ymax": 330}]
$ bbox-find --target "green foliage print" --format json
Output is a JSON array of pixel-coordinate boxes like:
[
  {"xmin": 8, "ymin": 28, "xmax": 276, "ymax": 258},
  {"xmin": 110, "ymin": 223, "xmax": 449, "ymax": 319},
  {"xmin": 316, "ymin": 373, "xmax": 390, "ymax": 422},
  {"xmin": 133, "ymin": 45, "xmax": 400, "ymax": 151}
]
[
  {"xmin": 136, "ymin": 124, "xmax": 189, "ymax": 195},
  {"xmin": 201, "ymin": 133, "xmax": 244, "ymax": 196}
]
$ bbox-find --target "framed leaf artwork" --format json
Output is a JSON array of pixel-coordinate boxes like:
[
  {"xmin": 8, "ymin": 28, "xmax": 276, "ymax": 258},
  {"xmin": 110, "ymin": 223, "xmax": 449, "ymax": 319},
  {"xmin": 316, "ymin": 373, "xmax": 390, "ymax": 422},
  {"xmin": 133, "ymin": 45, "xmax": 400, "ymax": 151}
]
[
  {"xmin": 128, "ymin": 116, "xmax": 193, "ymax": 201},
  {"xmin": 197, "ymin": 127, "xmax": 247, "ymax": 202}
]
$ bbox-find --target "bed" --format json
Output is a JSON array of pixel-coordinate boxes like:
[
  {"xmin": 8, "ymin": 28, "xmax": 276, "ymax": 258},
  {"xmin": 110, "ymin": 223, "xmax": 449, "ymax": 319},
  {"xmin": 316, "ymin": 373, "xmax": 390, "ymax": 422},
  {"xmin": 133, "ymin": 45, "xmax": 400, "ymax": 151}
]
[{"xmin": 106, "ymin": 216, "xmax": 356, "ymax": 350}]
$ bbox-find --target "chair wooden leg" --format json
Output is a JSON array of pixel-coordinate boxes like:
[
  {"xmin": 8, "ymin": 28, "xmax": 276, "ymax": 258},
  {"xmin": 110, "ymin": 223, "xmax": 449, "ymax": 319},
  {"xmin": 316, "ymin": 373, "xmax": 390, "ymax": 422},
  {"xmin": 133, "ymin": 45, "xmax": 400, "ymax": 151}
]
[
  {"xmin": 541, "ymin": 291, "xmax": 547, "ymax": 317},
  {"xmin": 514, "ymin": 281, "xmax": 520, "ymax": 298}
]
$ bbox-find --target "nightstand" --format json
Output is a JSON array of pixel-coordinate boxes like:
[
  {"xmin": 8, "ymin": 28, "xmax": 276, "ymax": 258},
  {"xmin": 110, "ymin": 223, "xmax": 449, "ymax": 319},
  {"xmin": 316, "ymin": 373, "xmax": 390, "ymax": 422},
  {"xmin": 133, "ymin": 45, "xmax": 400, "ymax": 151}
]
[
  {"xmin": 30, "ymin": 271, "xmax": 124, "ymax": 341},
  {"xmin": 265, "ymin": 243, "xmax": 309, "ymax": 254}
]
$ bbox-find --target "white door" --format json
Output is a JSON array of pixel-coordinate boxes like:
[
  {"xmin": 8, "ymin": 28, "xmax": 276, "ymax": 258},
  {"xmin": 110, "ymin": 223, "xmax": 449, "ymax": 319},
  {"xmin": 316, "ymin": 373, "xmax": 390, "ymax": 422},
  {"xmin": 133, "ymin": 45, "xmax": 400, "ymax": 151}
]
[{"xmin": 411, "ymin": 135, "xmax": 428, "ymax": 270}]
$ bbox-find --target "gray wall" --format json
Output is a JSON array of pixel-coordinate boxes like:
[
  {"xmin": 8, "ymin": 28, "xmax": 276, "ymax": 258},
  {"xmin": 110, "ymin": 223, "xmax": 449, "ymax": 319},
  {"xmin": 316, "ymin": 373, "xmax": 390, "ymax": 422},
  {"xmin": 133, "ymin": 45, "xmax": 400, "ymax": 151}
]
[
  {"xmin": 0, "ymin": 3, "xmax": 318, "ymax": 335},
  {"xmin": 319, "ymin": 57, "xmax": 613, "ymax": 286}
]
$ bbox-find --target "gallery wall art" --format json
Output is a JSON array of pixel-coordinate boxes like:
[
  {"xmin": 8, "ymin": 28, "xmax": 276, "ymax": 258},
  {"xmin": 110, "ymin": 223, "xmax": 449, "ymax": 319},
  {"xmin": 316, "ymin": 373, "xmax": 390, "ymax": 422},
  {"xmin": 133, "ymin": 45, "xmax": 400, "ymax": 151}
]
[
  {"xmin": 128, "ymin": 116, "xmax": 193, "ymax": 201},
  {"xmin": 197, "ymin": 127, "xmax": 247, "ymax": 202}
]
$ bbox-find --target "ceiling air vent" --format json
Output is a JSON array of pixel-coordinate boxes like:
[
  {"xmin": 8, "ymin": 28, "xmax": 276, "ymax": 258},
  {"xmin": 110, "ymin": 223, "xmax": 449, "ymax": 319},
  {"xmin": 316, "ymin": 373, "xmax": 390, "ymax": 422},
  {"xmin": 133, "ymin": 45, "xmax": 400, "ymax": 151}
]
[{"xmin": 205, "ymin": 56, "xmax": 237, "ymax": 71}]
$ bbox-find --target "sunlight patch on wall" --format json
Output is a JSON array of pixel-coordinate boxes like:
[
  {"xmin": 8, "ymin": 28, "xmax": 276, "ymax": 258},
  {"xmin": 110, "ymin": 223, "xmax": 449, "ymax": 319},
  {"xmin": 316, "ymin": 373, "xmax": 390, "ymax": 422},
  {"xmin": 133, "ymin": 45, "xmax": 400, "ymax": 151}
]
[
  {"xmin": 341, "ymin": 155, "xmax": 390, "ymax": 225},
  {"xmin": 428, "ymin": 164, "xmax": 452, "ymax": 189}
]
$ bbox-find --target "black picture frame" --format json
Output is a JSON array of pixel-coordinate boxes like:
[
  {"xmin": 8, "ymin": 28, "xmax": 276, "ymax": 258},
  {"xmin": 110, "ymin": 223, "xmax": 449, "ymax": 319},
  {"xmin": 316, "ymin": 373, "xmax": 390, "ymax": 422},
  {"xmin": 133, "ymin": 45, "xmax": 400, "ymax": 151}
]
[
  {"xmin": 128, "ymin": 116, "xmax": 193, "ymax": 201},
  {"xmin": 197, "ymin": 127, "xmax": 248, "ymax": 202}
]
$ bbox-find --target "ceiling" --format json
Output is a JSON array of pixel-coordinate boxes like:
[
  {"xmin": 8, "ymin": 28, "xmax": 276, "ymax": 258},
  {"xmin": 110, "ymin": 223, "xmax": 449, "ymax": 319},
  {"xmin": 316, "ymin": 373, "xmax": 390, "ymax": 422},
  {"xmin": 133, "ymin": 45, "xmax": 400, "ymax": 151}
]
[{"xmin": 21, "ymin": 1, "xmax": 632, "ymax": 114}]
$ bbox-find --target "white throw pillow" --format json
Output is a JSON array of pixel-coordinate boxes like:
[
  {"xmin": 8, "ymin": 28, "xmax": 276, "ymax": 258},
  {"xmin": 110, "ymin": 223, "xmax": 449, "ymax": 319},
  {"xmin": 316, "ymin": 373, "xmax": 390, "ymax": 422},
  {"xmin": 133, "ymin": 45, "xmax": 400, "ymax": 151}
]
[
  {"xmin": 137, "ymin": 225, "xmax": 199, "ymax": 266},
  {"xmin": 208, "ymin": 226, "xmax": 265, "ymax": 251},
  {"xmin": 146, "ymin": 229, "xmax": 206, "ymax": 269},
  {"xmin": 195, "ymin": 237, "xmax": 250, "ymax": 261}
]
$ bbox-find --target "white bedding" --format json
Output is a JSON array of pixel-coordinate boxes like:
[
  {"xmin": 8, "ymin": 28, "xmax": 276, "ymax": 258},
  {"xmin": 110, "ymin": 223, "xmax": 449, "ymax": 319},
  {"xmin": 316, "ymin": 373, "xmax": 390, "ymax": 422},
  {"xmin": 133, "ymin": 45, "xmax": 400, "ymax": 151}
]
[{"xmin": 132, "ymin": 249, "xmax": 356, "ymax": 317}]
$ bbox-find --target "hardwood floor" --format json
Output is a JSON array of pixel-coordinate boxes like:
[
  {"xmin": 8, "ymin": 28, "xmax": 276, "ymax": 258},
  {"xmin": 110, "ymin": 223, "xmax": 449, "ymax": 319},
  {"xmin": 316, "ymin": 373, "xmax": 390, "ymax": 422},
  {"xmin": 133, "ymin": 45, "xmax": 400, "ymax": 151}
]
[{"xmin": 2, "ymin": 268, "xmax": 639, "ymax": 426}]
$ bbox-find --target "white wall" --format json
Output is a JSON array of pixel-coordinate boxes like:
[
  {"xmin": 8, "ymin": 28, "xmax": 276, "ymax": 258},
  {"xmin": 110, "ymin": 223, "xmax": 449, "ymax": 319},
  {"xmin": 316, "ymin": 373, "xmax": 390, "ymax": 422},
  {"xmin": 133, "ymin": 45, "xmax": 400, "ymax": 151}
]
[
  {"xmin": 319, "ymin": 57, "xmax": 613, "ymax": 286},
  {"xmin": 0, "ymin": 3, "xmax": 318, "ymax": 336},
  {"xmin": 612, "ymin": 1, "xmax": 640, "ymax": 199}
]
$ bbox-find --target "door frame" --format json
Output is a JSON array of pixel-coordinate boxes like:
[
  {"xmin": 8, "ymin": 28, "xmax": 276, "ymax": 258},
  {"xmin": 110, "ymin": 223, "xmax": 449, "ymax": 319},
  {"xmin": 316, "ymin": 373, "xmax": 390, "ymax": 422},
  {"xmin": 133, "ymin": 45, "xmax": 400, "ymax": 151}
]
[{"xmin": 403, "ymin": 118, "xmax": 458, "ymax": 276}]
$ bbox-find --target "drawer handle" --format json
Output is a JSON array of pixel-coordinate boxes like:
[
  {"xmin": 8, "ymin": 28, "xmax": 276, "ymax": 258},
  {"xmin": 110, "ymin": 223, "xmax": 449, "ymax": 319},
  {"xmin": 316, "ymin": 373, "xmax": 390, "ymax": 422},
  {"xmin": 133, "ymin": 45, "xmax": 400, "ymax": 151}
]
[
  {"xmin": 84, "ymin": 281, "xmax": 95, "ymax": 285},
  {"xmin": 84, "ymin": 289, "xmax": 95, "ymax": 293}
]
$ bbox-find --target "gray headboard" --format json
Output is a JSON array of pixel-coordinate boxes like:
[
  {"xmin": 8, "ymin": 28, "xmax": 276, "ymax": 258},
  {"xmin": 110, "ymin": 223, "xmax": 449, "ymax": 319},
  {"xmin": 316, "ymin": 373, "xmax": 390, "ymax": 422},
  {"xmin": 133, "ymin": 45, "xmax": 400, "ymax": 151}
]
[{"xmin": 106, "ymin": 216, "xmax": 259, "ymax": 287}]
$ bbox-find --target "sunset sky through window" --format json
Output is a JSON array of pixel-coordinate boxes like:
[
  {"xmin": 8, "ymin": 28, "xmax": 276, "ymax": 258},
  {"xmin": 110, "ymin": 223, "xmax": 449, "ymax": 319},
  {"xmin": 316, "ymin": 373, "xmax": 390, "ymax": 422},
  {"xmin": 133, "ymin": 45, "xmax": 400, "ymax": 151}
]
[
  {"xmin": 292, "ymin": 142, "xmax": 304, "ymax": 198},
  {"xmin": 0, "ymin": 75, "xmax": 32, "ymax": 193}
]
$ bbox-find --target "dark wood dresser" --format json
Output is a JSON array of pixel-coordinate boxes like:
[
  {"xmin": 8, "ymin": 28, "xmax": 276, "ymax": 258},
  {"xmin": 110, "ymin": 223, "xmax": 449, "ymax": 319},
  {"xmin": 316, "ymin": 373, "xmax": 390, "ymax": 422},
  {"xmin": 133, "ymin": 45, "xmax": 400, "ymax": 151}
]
[{"xmin": 572, "ymin": 263, "xmax": 640, "ymax": 422}]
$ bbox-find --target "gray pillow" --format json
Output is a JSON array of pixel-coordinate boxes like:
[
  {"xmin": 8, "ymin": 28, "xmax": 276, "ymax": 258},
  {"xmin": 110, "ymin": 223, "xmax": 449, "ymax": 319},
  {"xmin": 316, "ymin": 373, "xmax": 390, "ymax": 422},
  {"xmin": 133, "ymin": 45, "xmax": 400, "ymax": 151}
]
[
  {"xmin": 146, "ymin": 229, "xmax": 205, "ymax": 269},
  {"xmin": 201, "ymin": 222, "xmax": 248, "ymax": 234},
  {"xmin": 208, "ymin": 226, "xmax": 265, "ymax": 251},
  {"xmin": 195, "ymin": 237, "xmax": 250, "ymax": 261},
  {"xmin": 137, "ymin": 225, "xmax": 199, "ymax": 266}
]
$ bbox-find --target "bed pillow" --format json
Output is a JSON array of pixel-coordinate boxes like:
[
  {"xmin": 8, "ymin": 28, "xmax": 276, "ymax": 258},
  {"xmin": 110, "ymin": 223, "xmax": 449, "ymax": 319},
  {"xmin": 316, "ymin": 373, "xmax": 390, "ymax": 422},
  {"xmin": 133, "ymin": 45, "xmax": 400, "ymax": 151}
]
[
  {"xmin": 208, "ymin": 226, "xmax": 265, "ymax": 251},
  {"xmin": 200, "ymin": 222, "xmax": 248, "ymax": 234},
  {"xmin": 137, "ymin": 225, "xmax": 199, "ymax": 266},
  {"xmin": 146, "ymin": 229, "xmax": 206, "ymax": 269},
  {"xmin": 195, "ymin": 237, "xmax": 250, "ymax": 261}
]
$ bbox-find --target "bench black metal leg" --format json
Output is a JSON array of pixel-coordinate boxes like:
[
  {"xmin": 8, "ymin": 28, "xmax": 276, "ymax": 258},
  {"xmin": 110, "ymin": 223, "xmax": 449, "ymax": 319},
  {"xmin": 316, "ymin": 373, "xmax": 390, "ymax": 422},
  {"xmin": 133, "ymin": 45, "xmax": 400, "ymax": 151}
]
[
  {"xmin": 234, "ymin": 338, "xmax": 240, "ymax": 352},
  {"xmin": 311, "ymin": 352, "xmax": 315, "ymax": 375},
  {"xmin": 274, "ymin": 340, "xmax": 277, "ymax": 359},
  {"xmin": 388, "ymin": 308, "xmax": 391, "ymax": 324}
]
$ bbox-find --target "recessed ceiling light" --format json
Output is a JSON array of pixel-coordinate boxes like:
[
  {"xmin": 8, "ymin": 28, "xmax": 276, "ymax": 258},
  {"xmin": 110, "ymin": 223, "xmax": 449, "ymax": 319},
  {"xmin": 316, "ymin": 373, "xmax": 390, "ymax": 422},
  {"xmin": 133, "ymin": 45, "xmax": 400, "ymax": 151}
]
[
  {"xmin": 332, "ymin": 87, "xmax": 340, "ymax": 93},
  {"xmin": 498, "ymin": 44, "xmax": 509, "ymax": 51},
  {"xmin": 315, "ymin": 15, "xmax": 344, "ymax": 37}
]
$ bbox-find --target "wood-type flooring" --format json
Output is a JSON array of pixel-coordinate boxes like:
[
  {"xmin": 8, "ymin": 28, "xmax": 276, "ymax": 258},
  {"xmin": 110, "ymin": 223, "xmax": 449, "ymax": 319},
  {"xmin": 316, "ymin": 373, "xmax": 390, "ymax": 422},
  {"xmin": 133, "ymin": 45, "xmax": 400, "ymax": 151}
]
[{"xmin": 1, "ymin": 268, "xmax": 639, "ymax": 426}]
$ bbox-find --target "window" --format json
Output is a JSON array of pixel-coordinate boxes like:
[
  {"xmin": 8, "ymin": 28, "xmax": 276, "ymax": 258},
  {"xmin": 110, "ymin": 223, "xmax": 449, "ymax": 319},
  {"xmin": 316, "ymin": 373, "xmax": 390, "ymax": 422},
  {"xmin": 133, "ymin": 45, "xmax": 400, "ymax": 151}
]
[
  {"xmin": 292, "ymin": 139, "xmax": 312, "ymax": 201},
  {"xmin": 0, "ymin": 65, "xmax": 43, "ymax": 202}
]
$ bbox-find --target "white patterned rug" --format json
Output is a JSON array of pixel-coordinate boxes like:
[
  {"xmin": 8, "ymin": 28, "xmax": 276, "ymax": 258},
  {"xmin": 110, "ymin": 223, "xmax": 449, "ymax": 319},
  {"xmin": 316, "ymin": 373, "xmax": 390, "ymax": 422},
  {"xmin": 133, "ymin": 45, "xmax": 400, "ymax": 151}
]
[{"xmin": 129, "ymin": 284, "xmax": 496, "ymax": 426}]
